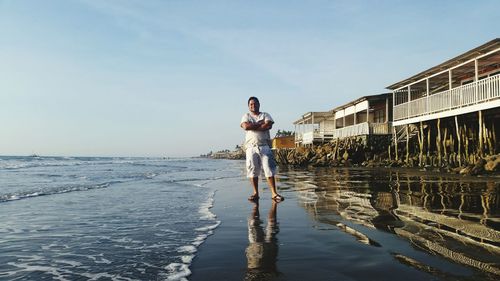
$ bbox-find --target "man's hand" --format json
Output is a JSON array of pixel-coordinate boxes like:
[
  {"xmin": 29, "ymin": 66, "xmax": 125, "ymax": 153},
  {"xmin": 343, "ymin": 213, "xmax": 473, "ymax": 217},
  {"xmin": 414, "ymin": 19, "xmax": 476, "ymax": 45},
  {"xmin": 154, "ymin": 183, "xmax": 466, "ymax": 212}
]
[
  {"xmin": 258, "ymin": 120, "xmax": 273, "ymax": 130},
  {"xmin": 241, "ymin": 121, "xmax": 260, "ymax": 130},
  {"xmin": 241, "ymin": 120, "xmax": 273, "ymax": 131}
]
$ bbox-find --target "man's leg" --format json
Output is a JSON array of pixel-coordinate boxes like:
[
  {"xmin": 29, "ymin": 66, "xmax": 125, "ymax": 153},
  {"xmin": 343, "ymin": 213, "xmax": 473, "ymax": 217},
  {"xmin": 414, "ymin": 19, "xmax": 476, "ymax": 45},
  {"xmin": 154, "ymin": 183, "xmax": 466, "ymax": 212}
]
[
  {"xmin": 249, "ymin": 177, "xmax": 259, "ymax": 199},
  {"xmin": 266, "ymin": 176, "xmax": 278, "ymax": 198},
  {"xmin": 246, "ymin": 147, "xmax": 261, "ymax": 200},
  {"xmin": 261, "ymin": 146, "xmax": 283, "ymax": 201}
]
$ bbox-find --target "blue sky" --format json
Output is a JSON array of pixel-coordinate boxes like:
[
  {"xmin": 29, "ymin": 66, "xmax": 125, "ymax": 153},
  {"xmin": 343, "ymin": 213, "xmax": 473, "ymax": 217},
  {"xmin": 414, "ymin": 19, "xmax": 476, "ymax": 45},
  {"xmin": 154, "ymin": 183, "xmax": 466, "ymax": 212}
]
[{"xmin": 1, "ymin": 0, "xmax": 498, "ymax": 157}]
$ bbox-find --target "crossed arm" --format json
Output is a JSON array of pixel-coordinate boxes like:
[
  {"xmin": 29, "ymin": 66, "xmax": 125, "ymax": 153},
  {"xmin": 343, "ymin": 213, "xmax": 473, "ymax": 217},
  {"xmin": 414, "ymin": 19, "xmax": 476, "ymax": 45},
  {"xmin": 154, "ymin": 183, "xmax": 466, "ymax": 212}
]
[{"xmin": 241, "ymin": 120, "xmax": 274, "ymax": 131}]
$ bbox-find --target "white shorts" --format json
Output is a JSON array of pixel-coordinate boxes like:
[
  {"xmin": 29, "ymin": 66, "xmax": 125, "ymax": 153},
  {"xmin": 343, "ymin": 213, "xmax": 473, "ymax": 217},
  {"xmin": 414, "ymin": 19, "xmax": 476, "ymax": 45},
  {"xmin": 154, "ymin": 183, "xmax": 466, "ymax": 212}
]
[{"xmin": 246, "ymin": 145, "xmax": 276, "ymax": 178}]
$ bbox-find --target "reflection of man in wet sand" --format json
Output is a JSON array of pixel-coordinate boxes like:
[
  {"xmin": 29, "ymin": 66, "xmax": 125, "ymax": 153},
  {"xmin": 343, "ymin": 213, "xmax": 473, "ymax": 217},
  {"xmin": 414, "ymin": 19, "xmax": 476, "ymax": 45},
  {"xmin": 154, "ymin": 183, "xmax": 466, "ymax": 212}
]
[{"xmin": 244, "ymin": 201, "xmax": 280, "ymax": 281}]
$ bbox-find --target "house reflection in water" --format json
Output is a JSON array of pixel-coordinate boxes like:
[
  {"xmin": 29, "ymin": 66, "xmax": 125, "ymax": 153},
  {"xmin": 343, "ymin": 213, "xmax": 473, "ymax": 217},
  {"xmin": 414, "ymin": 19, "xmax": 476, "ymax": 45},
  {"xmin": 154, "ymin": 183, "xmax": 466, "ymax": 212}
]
[{"xmin": 279, "ymin": 167, "xmax": 500, "ymax": 277}]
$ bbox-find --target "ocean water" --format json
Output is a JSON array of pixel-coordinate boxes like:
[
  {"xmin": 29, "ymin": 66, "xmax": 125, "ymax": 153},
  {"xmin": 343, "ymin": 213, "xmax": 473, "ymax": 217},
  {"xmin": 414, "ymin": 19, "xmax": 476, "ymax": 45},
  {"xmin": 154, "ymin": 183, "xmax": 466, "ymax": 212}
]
[{"xmin": 0, "ymin": 156, "xmax": 240, "ymax": 281}]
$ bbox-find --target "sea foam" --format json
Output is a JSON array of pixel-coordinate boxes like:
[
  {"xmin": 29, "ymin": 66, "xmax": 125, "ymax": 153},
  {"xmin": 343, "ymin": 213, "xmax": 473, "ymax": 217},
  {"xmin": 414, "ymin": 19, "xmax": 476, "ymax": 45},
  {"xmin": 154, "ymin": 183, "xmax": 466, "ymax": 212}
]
[{"xmin": 164, "ymin": 191, "xmax": 221, "ymax": 280}]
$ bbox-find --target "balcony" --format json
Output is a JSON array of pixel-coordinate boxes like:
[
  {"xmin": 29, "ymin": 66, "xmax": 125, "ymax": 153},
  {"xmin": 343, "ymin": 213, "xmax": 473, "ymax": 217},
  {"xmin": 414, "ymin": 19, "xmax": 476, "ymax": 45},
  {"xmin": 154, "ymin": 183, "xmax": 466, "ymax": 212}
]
[
  {"xmin": 333, "ymin": 122, "xmax": 391, "ymax": 139},
  {"xmin": 300, "ymin": 130, "xmax": 334, "ymax": 145},
  {"xmin": 296, "ymin": 123, "xmax": 391, "ymax": 144},
  {"xmin": 394, "ymin": 74, "xmax": 500, "ymax": 122}
]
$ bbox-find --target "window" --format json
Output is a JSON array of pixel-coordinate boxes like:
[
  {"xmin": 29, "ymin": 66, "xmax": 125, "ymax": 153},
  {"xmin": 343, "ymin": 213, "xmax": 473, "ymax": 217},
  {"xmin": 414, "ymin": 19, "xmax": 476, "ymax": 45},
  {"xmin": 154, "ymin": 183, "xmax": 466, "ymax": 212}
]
[{"xmin": 374, "ymin": 110, "xmax": 385, "ymax": 123}]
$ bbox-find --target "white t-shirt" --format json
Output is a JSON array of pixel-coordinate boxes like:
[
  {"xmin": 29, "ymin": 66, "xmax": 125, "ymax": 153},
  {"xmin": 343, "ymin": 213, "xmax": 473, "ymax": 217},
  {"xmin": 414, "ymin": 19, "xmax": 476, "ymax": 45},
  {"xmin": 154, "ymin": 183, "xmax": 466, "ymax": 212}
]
[{"xmin": 240, "ymin": 112, "xmax": 274, "ymax": 148}]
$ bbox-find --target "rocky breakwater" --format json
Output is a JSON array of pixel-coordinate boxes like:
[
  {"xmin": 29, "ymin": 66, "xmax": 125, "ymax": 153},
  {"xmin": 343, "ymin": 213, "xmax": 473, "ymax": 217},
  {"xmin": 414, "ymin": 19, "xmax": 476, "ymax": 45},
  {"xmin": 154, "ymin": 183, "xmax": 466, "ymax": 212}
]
[
  {"xmin": 455, "ymin": 154, "xmax": 500, "ymax": 176},
  {"xmin": 274, "ymin": 136, "xmax": 391, "ymax": 167},
  {"xmin": 273, "ymin": 137, "xmax": 500, "ymax": 176}
]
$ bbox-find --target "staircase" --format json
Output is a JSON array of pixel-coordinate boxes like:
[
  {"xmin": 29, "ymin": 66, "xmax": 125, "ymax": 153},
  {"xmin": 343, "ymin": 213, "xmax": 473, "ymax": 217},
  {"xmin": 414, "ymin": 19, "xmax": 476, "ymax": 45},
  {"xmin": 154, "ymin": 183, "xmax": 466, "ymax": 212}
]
[{"xmin": 395, "ymin": 124, "xmax": 421, "ymax": 143}]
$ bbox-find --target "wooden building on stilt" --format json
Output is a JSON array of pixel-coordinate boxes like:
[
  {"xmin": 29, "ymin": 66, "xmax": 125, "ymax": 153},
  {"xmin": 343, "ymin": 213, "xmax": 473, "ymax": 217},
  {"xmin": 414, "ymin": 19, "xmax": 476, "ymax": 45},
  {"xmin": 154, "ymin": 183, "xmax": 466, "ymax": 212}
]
[
  {"xmin": 294, "ymin": 112, "xmax": 335, "ymax": 146},
  {"xmin": 330, "ymin": 93, "xmax": 392, "ymax": 140},
  {"xmin": 387, "ymin": 38, "xmax": 500, "ymax": 165},
  {"xmin": 294, "ymin": 94, "xmax": 392, "ymax": 147}
]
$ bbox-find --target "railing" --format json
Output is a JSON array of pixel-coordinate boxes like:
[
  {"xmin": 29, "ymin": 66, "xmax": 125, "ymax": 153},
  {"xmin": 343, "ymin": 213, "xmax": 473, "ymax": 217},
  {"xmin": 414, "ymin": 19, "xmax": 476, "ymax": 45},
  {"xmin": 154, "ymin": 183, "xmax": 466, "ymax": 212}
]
[
  {"xmin": 332, "ymin": 122, "xmax": 391, "ymax": 139},
  {"xmin": 295, "ymin": 134, "xmax": 303, "ymax": 143},
  {"xmin": 369, "ymin": 122, "xmax": 392, "ymax": 135},
  {"xmin": 297, "ymin": 123, "xmax": 391, "ymax": 144},
  {"xmin": 333, "ymin": 123, "xmax": 369, "ymax": 139},
  {"xmin": 393, "ymin": 74, "xmax": 500, "ymax": 121},
  {"xmin": 302, "ymin": 132, "xmax": 315, "ymax": 144},
  {"xmin": 300, "ymin": 130, "xmax": 335, "ymax": 144}
]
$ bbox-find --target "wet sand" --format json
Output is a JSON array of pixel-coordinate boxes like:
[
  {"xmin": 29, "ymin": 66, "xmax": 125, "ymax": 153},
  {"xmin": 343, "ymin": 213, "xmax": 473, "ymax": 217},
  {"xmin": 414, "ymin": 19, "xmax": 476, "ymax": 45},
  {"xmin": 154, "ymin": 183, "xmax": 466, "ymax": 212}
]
[{"xmin": 190, "ymin": 166, "xmax": 500, "ymax": 281}]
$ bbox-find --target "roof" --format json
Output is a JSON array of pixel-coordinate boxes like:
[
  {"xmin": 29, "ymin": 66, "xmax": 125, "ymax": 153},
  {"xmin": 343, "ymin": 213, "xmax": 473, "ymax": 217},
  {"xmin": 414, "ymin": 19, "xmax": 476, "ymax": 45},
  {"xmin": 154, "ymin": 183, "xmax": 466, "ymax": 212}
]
[
  {"xmin": 293, "ymin": 111, "xmax": 333, "ymax": 124},
  {"xmin": 386, "ymin": 38, "xmax": 500, "ymax": 90},
  {"xmin": 330, "ymin": 93, "xmax": 390, "ymax": 113}
]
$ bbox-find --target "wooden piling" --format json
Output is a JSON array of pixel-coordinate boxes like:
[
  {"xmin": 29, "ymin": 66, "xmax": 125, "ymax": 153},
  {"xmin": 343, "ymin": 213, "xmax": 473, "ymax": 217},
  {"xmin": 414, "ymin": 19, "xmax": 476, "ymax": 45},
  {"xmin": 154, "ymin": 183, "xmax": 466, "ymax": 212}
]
[
  {"xmin": 406, "ymin": 124, "xmax": 409, "ymax": 164},
  {"xmin": 427, "ymin": 124, "xmax": 431, "ymax": 158},
  {"xmin": 482, "ymin": 116, "xmax": 489, "ymax": 155},
  {"xmin": 418, "ymin": 121, "xmax": 424, "ymax": 166},
  {"xmin": 333, "ymin": 139, "xmax": 338, "ymax": 160},
  {"xmin": 486, "ymin": 126, "xmax": 493, "ymax": 156},
  {"xmin": 493, "ymin": 122, "xmax": 497, "ymax": 154},
  {"xmin": 455, "ymin": 116, "xmax": 461, "ymax": 167},
  {"xmin": 443, "ymin": 126, "xmax": 448, "ymax": 160},
  {"xmin": 463, "ymin": 124, "xmax": 469, "ymax": 163},
  {"xmin": 478, "ymin": 110, "xmax": 483, "ymax": 157},
  {"xmin": 393, "ymin": 126, "xmax": 398, "ymax": 161},
  {"xmin": 437, "ymin": 118, "xmax": 442, "ymax": 167}
]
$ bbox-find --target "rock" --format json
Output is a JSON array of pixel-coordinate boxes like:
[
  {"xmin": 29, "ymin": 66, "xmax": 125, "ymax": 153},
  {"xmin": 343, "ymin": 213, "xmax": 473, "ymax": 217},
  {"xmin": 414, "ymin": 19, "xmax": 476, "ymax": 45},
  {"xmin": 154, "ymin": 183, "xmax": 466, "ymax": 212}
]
[
  {"xmin": 272, "ymin": 143, "xmax": 498, "ymax": 175},
  {"xmin": 342, "ymin": 150, "xmax": 349, "ymax": 161},
  {"xmin": 365, "ymin": 160, "xmax": 376, "ymax": 168},
  {"xmin": 459, "ymin": 165, "xmax": 473, "ymax": 175},
  {"xmin": 484, "ymin": 156, "xmax": 500, "ymax": 172},
  {"xmin": 485, "ymin": 154, "xmax": 498, "ymax": 162},
  {"xmin": 470, "ymin": 158, "xmax": 486, "ymax": 175}
]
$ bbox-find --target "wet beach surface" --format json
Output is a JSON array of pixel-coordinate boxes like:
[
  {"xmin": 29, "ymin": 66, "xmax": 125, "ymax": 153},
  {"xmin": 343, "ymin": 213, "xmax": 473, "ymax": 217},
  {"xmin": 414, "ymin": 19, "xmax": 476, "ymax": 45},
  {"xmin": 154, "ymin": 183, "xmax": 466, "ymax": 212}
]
[{"xmin": 191, "ymin": 166, "xmax": 500, "ymax": 281}]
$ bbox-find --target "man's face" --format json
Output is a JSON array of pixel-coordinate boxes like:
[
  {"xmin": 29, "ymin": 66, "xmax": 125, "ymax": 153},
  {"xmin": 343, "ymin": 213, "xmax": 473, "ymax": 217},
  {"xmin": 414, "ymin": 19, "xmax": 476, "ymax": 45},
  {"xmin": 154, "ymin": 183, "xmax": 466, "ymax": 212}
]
[{"xmin": 248, "ymin": 99, "xmax": 260, "ymax": 113}]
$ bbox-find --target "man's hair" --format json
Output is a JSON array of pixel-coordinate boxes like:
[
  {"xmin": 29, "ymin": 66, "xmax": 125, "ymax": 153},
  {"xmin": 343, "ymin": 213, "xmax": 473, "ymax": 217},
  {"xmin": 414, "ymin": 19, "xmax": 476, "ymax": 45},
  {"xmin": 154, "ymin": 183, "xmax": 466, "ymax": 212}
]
[{"xmin": 248, "ymin": 96, "xmax": 260, "ymax": 105}]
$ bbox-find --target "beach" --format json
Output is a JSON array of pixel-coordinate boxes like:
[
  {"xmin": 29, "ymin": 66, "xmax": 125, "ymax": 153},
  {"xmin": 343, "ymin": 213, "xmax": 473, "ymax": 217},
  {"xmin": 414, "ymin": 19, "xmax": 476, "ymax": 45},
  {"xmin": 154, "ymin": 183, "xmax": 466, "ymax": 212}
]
[
  {"xmin": 0, "ymin": 156, "xmax": 499, "ymax": 280},
  {"xmin": 191, "ymin": 163, "xmax": 500, "ymax": 281}
]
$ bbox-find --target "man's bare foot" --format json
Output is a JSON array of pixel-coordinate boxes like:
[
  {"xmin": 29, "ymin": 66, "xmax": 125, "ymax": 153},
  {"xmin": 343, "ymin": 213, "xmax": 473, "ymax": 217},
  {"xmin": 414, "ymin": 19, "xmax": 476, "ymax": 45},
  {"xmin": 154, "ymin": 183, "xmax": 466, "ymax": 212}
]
[{"xmin": 248, "ymin": 194, "xmax": 260, "ymax": 201}]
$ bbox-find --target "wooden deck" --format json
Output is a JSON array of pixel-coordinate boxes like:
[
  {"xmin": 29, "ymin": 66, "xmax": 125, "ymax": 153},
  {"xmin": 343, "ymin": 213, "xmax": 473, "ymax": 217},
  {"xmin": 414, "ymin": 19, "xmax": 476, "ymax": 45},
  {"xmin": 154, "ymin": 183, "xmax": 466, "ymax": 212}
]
[
  {"xmin": 333, "ymin": 122, "xmax": 391, "ymax": 139},
  {"xmin": 393, "ymin": 74, "xmax": 500, "ymax": 126}
]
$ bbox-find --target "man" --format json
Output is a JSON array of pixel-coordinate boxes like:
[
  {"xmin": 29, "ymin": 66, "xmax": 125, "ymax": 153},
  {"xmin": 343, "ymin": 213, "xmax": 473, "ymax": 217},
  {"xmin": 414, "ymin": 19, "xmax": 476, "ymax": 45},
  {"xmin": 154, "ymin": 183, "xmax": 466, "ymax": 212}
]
[{"xmin": 240, "ymin": 97, "xmax": 284, "ymax": 202}]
